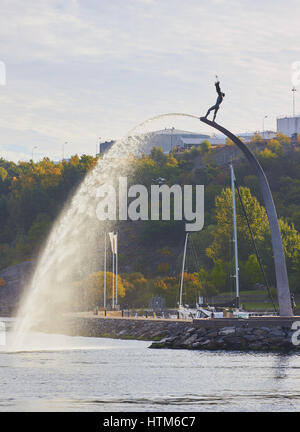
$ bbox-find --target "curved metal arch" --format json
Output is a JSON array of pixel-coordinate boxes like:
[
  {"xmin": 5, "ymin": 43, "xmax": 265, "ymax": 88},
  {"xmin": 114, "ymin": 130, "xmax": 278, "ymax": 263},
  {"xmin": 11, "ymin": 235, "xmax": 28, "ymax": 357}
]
[{"xmin": 200, "ymin": 117, "xmax": 293, "ymax": 316}]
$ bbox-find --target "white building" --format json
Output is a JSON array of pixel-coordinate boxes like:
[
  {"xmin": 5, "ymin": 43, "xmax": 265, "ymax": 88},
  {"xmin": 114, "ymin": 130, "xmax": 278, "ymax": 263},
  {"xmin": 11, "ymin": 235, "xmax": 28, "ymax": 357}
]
[
  {"xmin": 138, "ymin": 128, "xmax": 210, "ymax": 154},
  {"xmin": 277, "ymin": 116, "xmax": 300, "ymax": 136},
  {"xmin": 181, "ymin": 136, "xmax": 226, "ymax": 148},
  {"xmin": 238, "ymin": 131, "xmax": 276, "ymax": 142}
]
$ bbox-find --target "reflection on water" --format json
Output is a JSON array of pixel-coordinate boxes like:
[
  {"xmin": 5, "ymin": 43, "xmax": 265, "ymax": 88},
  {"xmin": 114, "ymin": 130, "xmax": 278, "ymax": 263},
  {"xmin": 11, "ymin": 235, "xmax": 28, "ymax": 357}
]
[
  {"xmin": 0, "ymin": 328, "xmax": 299, "ymax": 412},
  {"xmin": 273, "ymin": 355, "xmax": 290, "ymax": 380}
]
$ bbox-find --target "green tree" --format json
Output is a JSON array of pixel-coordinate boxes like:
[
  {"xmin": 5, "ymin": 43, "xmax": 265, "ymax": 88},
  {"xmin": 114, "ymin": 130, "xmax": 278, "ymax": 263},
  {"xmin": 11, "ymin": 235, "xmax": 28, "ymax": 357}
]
[
  {"xmin": 267, "ymin": 139, "xmax": 284, "ymax": 156},
  {"xmin": 251, "ymin": 133, "xmax": 263, "ymax": 144},
  {"xmin": 180, "ymin": 272, "xmax": 203, "ymax": 305},
  {"xmin": 200, "ymin": 140, "xmax": 211, "ymax": 154},
  {"xmin": 122, "ymin": 272, "xmax": 150, "ymax": 307},
  {"xmin": 87, "ymin": 271, "xmax": 125, "ymax": 308},
  {"xmin": 276, "ymin": 132, "xmax": 290, "ymax": 146},
  {"xmin": 196, "ymin": 268, "xmax": 218, "ymax": 297},
  {"xmin": 210, "ymin": 259, "xmax": 227, "ymax": 291},
  {"xmin": 259, "ymin": 147, "xmax": 277, "ymax": 162},
  {"xmin": 244, "ymin": 254, "xmax": 264, "ymax": 287},
  {"xmin": 157, "ymin": 262, "xmax": 170, "ymax": 276},
  {"xmin": 206, "ymin": 187, "xmax": 268, "ymax": 263},
  {"xmin": 0, "ymin": 167, "xmax": 8, "ymax": 182}
]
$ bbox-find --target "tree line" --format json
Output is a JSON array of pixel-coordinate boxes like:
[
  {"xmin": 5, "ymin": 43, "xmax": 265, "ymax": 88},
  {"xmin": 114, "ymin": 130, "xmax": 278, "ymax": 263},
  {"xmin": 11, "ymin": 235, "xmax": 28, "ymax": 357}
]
[{"xmin": 0, "ymin": 132, "xmax": 300, "ymax": 308}]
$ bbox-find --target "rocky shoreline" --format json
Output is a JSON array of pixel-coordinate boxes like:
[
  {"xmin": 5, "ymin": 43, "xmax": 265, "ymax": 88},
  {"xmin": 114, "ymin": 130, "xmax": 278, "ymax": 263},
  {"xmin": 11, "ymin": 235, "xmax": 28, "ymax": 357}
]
[
  {"xmin": 150, "ymin": 324, "xmax": 300, "ymax": 352},
  {"xmin": 43, "ymin": 315, "xmax": 300, "ymax": 353}
]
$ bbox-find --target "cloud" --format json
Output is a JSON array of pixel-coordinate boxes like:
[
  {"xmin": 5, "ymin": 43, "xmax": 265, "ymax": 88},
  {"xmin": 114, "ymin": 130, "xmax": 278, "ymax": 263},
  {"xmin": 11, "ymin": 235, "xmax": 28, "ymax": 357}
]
[{"xmin": 0, "ymin": 0, "xmax": 300, "ymax": 161}]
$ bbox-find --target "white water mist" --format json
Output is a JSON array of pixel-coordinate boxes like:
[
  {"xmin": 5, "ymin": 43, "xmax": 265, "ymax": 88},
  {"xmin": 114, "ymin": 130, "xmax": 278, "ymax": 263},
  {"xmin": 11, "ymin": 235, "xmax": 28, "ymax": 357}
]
[{"xmin": 13, "ymin": 113, "xmax": 199, "ymax": 350}]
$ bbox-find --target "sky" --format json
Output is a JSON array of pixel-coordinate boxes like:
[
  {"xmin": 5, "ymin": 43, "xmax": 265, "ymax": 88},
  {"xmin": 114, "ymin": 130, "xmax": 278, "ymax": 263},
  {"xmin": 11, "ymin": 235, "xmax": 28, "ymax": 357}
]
[{"xmin": 0, "ymin": 0, "xmax": 300, "ymax": 162}]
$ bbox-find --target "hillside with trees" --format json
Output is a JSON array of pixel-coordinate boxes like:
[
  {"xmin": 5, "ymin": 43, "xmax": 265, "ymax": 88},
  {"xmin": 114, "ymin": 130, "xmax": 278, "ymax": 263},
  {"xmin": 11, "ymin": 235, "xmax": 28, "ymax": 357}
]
[{"xmin": 0, "ymin": 132, "xmax": 300, "ymax": 310}]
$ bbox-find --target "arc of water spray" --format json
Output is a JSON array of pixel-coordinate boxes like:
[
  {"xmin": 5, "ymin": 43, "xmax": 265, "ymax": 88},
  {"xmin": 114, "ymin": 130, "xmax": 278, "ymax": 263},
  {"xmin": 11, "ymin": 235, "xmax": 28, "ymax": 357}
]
[
  {"xmin": 12, "ymin": 112, "xmax": 205, "ymax": 351},
  {"xmin": 13, "ymin": 107, "xmax": 293, "ymax": 353},
  {"xmin": 126, "ymin": 113, "xmax": 201, "ymax": 136}
]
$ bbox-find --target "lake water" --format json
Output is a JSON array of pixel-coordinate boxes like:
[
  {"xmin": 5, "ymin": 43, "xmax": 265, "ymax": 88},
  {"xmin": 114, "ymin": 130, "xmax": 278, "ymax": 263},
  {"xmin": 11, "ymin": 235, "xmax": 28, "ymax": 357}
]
[{"xmin": 0, "ymin": 321, "xmax": 299, "ymax": 411}]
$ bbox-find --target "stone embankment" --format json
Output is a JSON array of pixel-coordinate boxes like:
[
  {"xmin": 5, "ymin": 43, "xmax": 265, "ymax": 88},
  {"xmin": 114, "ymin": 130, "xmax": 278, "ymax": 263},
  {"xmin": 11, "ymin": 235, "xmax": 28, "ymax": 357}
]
[
  {"xmin": 52, "ymin": 316, "xmax": 189, "ymax": 342},
  {"xmin": 48, "ymin": 314, "xmax": 300, "ymax": 353},
  {"xmin": 151, "ymin": 324, "xmax": 299, "ymax": 352}
]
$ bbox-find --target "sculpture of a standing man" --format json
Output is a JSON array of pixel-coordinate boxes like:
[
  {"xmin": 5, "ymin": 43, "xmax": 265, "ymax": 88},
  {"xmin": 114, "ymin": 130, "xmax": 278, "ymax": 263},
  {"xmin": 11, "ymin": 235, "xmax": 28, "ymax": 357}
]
[{"xmin": 204, "ymin": 76, "xmax": 225, "ymax": 122}]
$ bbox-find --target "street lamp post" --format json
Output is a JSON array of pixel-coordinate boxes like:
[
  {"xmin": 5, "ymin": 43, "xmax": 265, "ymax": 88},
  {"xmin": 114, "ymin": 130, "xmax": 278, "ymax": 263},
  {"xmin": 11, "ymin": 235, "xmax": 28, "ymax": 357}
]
[
  {"xmin": 292, "ymin": 87, "xmax": 297, "ymax": 116},
  {"xmin": 97, "ymin": 137, "xmax": 101, "ymax": 157},
  {"xmin": 62, "ymin": 141, "xmax": 68, "ymax": 161},
  {"xmin": 170, "ymin": 127, "xmax": 175, "ymax": 152},
  {"xmin": 31, "ymin": 146, "xmax": 37, "ymax": 161},
  {"xmin": 262, "ymin": 115, "xmax": 268, "ymax": 139}
]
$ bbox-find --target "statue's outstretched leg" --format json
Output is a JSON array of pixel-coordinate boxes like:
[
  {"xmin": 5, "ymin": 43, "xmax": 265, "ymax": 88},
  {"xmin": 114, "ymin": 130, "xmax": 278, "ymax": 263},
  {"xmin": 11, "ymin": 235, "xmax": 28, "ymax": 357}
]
[
  {"xmin": 213, "ymin": 107, "xmax": 219, "ymax": 122},
  {"xmin": 204, "ymin": 104, "xmax": 217, "ymax": 119},
  {"xmin": 205, "ymin": 108, "xmax": 211, "ymax": 118}
]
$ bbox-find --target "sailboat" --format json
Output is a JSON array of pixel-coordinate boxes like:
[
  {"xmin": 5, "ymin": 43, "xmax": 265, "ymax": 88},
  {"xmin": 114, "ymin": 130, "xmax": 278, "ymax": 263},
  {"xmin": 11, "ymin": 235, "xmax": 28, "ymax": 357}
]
[
  {"xmin": 176, "ymin": 232, "xmax": 218, "ymax": 319},
  {"xmin": 178, "ymin": 163, "xmax": 250, "ymax": 320},
  {"xmin": 177, "ymin": 233, "xmax": 196, "ymax": 319}
]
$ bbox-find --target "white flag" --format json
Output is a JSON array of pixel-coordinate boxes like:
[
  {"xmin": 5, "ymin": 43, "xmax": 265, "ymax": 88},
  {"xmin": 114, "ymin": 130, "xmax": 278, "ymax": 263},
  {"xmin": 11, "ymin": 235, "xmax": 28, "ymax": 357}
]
[
  {"xmin": 113, "ymin": 233, "xmax": 118, "ymax": 255},
  {"xmin": 108, "ymin": 232, "xmax": 116, "ymax": 254}
]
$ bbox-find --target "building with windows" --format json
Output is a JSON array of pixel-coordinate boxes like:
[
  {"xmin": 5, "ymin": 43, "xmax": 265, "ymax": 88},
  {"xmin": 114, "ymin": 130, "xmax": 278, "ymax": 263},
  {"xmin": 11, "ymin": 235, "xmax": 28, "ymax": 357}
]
[
  {"xmin": 97, "ymin": 129, "xmax": 211, "ymax": 155},
  {"xmin": 277, "ymin": 115, "xmax": 300, "ymax": 137},
  {"xmin": 96, "ymin": 126, "xmax": 283, "ymax": 157}
]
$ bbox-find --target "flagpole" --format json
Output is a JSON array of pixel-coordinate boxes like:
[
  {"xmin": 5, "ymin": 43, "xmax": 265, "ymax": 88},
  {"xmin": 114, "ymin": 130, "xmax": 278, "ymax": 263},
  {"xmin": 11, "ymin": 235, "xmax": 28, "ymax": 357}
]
[
  {"xmin": 112, "ymin": 246, "xmax": 115, "ymax": 309},
  {"xmin": 230, "ymin": 163, "xmax": 240, "ymax": 310},
  {"xmin": 104, "ymin": 233, "xmax": 107, "ymax": 309},
  {"xmin": 115, "ymin": 232, "xmax": 118, "ymax": 306}
]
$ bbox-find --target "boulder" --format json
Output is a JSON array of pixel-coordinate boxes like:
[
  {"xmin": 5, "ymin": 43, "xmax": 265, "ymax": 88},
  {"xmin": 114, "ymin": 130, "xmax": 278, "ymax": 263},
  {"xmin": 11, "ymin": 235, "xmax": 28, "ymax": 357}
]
[{"xmin": 219, "ymin": 327, "xmax": 236, "ymax": 335}]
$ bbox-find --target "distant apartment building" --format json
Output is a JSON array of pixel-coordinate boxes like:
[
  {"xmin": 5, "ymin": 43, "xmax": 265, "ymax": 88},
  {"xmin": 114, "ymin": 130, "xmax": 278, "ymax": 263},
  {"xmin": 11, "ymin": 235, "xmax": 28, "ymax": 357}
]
[
  {"xmin": 277, "ymin": 115, "xmax": 300, "ymax": 138},
  {"xmin": 97, "ymin": 126, "xmax": 283, "ymax": 158},
  {"xmin": 97, "ymin": 140, "xmax": 115, "ymax": 155},
  {"xmin": 239, "ymin": 131, "xmax": 276, "ymax": 142},
  {"xmin": 97, "ymin": 129, "xmax": 213, "ymax": 156},
  {"xmin": 142, "ymin": 128, "xmax": 210, "ymax": 153},
  {"xmin": 180, "ymin": 136, "xmax": 225, "ymax": 149}
]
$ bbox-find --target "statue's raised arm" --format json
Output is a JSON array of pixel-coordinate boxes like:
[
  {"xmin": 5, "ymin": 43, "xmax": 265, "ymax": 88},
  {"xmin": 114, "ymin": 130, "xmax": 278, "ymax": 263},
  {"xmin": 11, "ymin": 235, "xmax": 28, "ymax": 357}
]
[
  {"xmin": 215, "ymin": 81, "xmax": 222, "ymax": 97},
  {"xmin": 203, "ymin": 77, "xmax": 225, "ymax": 122}
]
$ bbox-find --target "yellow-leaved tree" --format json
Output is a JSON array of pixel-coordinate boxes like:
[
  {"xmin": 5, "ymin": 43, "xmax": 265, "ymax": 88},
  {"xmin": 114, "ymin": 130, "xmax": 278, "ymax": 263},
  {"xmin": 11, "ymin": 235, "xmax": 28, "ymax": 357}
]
[
  {"xmin": 72, "ymin": 271, "xmax": 125, "ymax": 310},
  {"xmin": 87, "ymin": 271, "xmax": 125, "ymax": 308}
]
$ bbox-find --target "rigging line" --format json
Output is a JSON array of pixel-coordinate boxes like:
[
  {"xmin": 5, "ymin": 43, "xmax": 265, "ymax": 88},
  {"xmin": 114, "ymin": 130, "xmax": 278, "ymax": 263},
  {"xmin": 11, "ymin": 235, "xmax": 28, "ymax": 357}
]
[
  {"xmin": 228, "ymin": 224, "xmax": 233, "ymax": 300},
  {"xmin": 189, "ymin": 237, "xmax": 199, "ymax": 271},
  {"xmin": 193, "ymin": 235, "xmax": 206, "ymax": 262},
  {"xmin": 191, "ymin": 240, "xmax": 198, "ymax": 273},
  {"xmin": 234, "ymin": 179, "xmax": 278, "ymax": 314},
  {"xmin": 190, "ymin": 235, "xmax": 201, "ymax": 265},
  {"xmin": 187, "ymin": 242, "xmax": 195, "ymax": 272},
  {"xmin": 179, "ymin": 234, "xmax": 188, "ymax": 305},
  {"xmin": 188, "ymin": 239, "xmax": 200, "ymax": 301},
  {"xmin": 192, "ymin": 241, "xmax": 201, "ymax": 273},
  {"xmin": 191, "ymin": 247, "xmax": 198, "ymax": 273}
]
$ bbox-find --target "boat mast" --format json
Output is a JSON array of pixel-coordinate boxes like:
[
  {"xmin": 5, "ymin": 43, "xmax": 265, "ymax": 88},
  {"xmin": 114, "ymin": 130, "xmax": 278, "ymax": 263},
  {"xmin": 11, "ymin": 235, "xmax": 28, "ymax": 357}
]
[
  {"xmin": 115, "ymin": 232, "xmax": 118, "ymax": 306},
  {"xmin": 230, "ymin": 163, "xmax": 240, "ymax": 309},
  {"xmin": 179, "ymin": 232, "xmax": 189, "ymax": 308},
  {"xmin": 104, "ymin": 233, "xmax": 107, "ymax": 308},
  {"xmin": 112, "ymin": 238, "xmax": 115, "ymax": 309}
]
